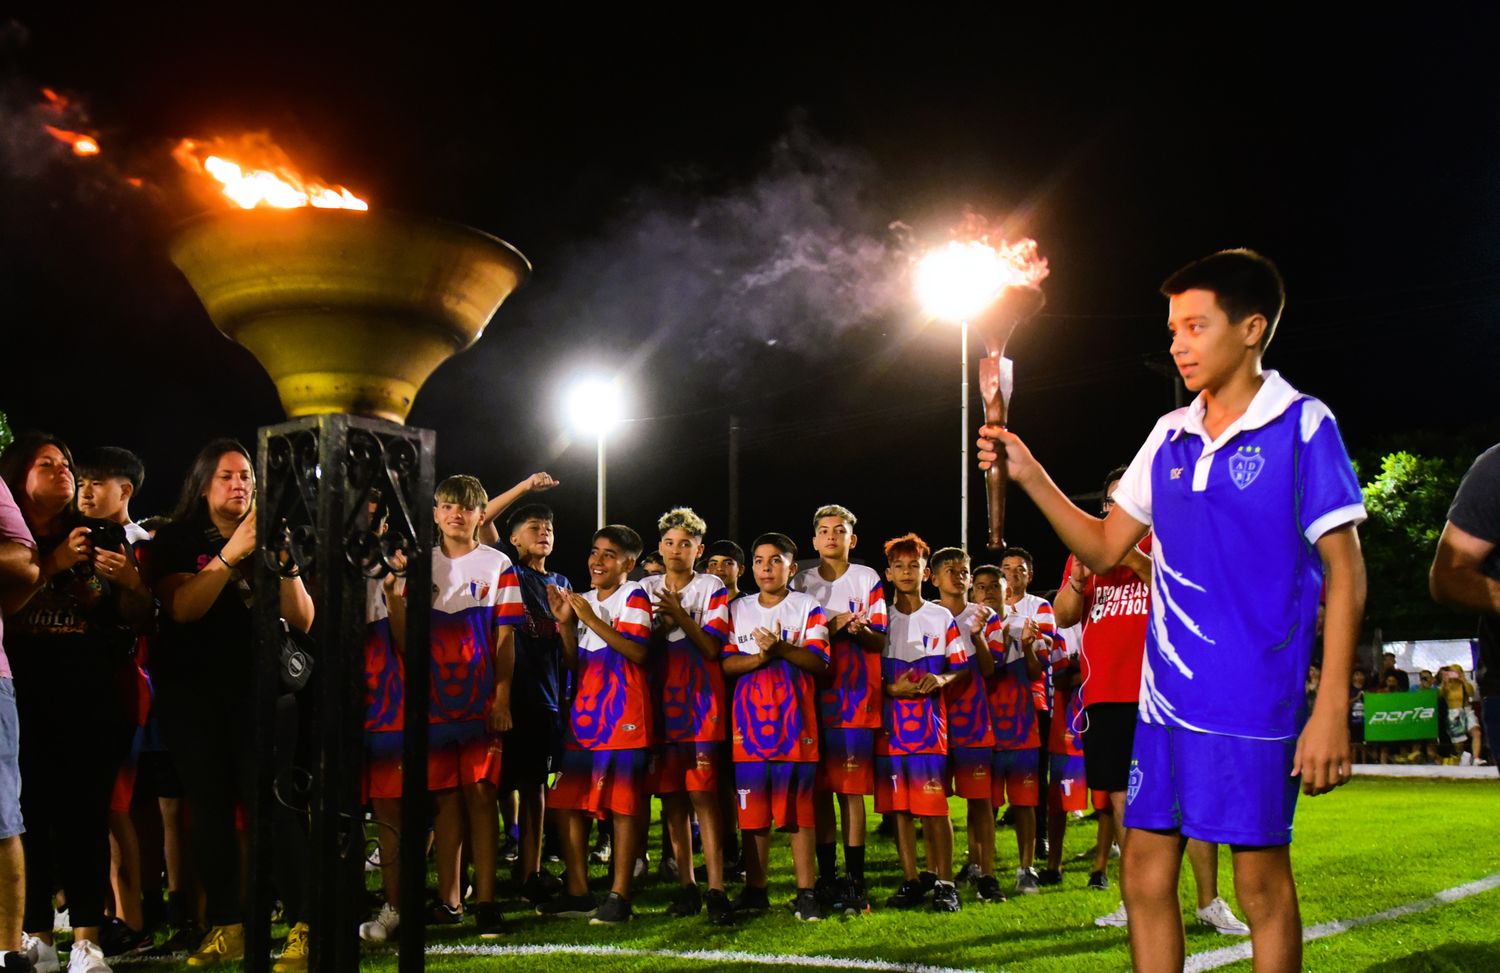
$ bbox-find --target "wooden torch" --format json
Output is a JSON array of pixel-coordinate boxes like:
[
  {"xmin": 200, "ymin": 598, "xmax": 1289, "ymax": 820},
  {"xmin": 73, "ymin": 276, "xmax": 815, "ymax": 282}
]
[{"xmin": 973, "ymin": 283, "xmax": 1046, "ymax": 550}]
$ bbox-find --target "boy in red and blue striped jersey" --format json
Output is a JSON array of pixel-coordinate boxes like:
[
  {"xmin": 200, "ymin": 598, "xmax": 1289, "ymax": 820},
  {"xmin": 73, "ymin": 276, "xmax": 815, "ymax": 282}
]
[
  {"xmin": 877, "ymin": 534, "xmax": 966, "ymax": 914},
  {"xmin": 640, "ymin": 507, "xmax": 734, "ymax": 924},
  {"xmin": 544, "ymin": 525, "xmax": 654, "ymax": 925},
  {"xmin": 791, "ymin": 505, "xmax": 887, "ymax": 913},
  {"xmin": 724, "ymin": 533, "xmax": 830, "ymax": 923},
  {"xmin": 379, "ymin": 475, "xmax": 524, "ymax": 937}
]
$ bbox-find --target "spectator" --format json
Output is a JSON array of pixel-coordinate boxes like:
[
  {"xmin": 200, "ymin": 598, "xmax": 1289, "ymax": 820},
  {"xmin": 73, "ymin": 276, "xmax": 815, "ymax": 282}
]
[
  {"xmin": 1305, "ymin": 664, "xmax": 1321, "ymax": 713},
  {"xmin": 1, "ymin": 433, "xmax": 151, "ymax": 973},
  {"xmin": 1418, "ymin": 670, "xmax": 1435, "ymax": 691},
  {"xmin": 1429, "ymin": 442, "xmax": 1500, "ymax": 775},
  {"xmin": 0, "ymin": 474, "xmax": 39, "ymax": 972},
  {"xmin": 1349, "ymin": 668, "xmax": 1368, "ymax": 764},
  {"xmin": 1378, "ymin": 652, "xmax": 1410, "ymax": 692},
  {"xmin": 148, "ymin": 440, "xmax": 313, "ymax": 970},
  {"xmin": 1437, "ymin": 666, "xmax": 1483, "ymax": 765}
]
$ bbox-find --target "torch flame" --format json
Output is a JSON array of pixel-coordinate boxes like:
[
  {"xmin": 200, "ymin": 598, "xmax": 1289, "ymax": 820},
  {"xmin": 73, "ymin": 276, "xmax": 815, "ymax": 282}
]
[
  {"xmin": 916, "ymin": 238, "xmax": 1048, "ymax": 322},
  {"xmin": 43, "ymin": 125, "xmax": 101, "ymax": 156},
  {"xmin": 174, "ymin": 137, "xmax": 368, "ymax": 211}
]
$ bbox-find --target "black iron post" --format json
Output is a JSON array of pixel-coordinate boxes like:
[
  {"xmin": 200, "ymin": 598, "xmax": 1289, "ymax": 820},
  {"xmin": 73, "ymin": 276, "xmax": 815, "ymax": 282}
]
[{"xmin": 252, "ymin": 414, "xmax": 434, "ymax": 973}]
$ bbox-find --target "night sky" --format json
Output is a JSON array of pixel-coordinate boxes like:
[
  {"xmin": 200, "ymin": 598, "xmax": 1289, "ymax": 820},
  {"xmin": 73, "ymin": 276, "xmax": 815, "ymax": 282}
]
[{"xmin": 2, "ymin": 10, "xmax": 1497, "ymax": 588}]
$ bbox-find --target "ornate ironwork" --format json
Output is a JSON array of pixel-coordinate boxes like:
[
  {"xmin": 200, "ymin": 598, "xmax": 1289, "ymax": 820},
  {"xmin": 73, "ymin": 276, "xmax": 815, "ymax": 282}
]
[{"xmin": 252, "ymin": 415, "xmax": 434, "ymax": 973}]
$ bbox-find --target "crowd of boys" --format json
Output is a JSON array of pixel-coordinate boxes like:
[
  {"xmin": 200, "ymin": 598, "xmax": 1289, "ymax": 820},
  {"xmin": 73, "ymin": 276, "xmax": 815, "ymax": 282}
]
[{"xmin": 13, "ymin": 248, "xmax": 1495, "ymax": 973}]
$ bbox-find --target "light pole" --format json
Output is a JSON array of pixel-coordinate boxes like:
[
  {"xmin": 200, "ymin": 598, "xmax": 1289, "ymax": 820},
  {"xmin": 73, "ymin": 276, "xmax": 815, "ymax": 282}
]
[
  {"xmin": 916, "ymin": 241, "xmax": 1021, "ymax": 551},
  {"xmin": 567, "ymin": 376, "xmax": 625, "ymax": 529}
]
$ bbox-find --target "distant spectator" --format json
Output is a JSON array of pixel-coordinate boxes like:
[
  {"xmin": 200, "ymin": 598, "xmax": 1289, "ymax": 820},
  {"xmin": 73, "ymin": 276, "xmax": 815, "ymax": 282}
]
[
  {"xmin": 1429, "ymin": 442, "xmax": 1500, "ymax": 775},
  {"xmin": 1378, "ymin": 652, "xmax": 1410, "ymax": 692},
  {"xmin": 1349, "ymin": 668, "xmax": 1368, "ymax": 763},
  {"xmin": 638, "ymin": 551, "xmax": 666, "ymax": 576},
  {"xmin": 1305, "ymin": 664, "xmax": 1321, "ymax": 713},
  {"xmin": 1437, "ymin": 666, "xmax": 1483, "ymax": 765},
  {"xmin": 1418, "ymin": 670, "xmax": 1435, "ymax": 691}
]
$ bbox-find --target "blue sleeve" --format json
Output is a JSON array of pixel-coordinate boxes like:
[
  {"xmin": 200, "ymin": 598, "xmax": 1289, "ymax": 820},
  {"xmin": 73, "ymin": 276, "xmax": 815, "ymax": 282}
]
[{"xmin": 1296, "ymin": 399, "xmax": 1367, "ymax": 543}]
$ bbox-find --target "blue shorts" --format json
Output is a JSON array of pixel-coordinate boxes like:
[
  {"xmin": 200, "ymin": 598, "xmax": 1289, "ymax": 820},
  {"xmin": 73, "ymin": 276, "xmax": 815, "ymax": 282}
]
[
  {"xmin": 1124, "ymin": 721, "xmax": 1300, "ymax": 847},
  {"xmin": 816, "ymin": 727, "xmax": 875, "ymax": 795},
  {"xmin": 0, "ymin": 679, "xmax": 23, "ymax": 839}
]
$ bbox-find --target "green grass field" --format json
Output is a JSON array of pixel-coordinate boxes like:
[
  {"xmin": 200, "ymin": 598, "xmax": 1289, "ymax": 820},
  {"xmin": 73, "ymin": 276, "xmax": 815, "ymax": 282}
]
[{"xmin": 122, "ymin": 777, "xmax": 1499, "ymax": 971}]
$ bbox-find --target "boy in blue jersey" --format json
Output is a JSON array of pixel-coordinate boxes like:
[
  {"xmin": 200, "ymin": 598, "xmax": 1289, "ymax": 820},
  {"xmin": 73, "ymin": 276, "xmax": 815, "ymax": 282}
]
[
  {"xmin": 978, "ymin": 249, "xmax": 1366, "ymax": 972},
  {"xmin": 503, "ymin": 503, "xmax": 571, "ymax": 905}
]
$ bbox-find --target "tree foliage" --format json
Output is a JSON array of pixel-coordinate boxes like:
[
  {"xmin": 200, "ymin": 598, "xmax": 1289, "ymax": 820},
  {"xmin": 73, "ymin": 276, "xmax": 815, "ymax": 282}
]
[{"xmin": 1359, "ymin": 450, "xmax": 1467, "ymax": 640}]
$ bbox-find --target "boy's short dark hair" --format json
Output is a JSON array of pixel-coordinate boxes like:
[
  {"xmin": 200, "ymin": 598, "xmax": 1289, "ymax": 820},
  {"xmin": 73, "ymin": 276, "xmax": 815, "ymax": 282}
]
[
  {"xmin": 1103, "ymin": 465, "xmax": 1129, "ymax": 495},
  {"xmin": 1160, "ymin": 249, "xmax": 1286, "ymax": 351},
  {"xmin": 751, "ymin": 532, "xmax": 797, "ymax": 560},
  {"xmin": 639, "ymin": 551, "xmax": 665, "ymax": 569},
  {"xmin": 1000, "ymin": 547, "xmax": 1034, "ymax": 571},
  {"xmin": 972, "ymin": 564, "xmax": 1002, "ymax": 583},
  {"xmin": 883, "ymin": 532, "xmax": 930, "ymax": 562},
  {"xmin": 704, "ymin": 539, "xmax": 745, "ymax": 565},
  {"xmin": 594, "ymin": 524, "xmax": 643, "ymax": 560},
  {"xmin": 929, "ymin": 547, "xmax": 968, "ymax": 572},
  {"xmin": 76, "ymin": 446, "xmax": 146, "ymax": 492},
  {"xmin": 435, "ymin": 474, "xmax": 487, "ymax": 510},
  {"xmin": 506, "ymin": 502, "xmax": 554, "ymax": 537}
]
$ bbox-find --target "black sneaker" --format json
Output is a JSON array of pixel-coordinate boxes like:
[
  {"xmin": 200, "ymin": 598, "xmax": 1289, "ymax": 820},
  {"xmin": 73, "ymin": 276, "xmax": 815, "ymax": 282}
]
[
  {"xmin": 704, "ymin": 888, "xmax": 734, "ymax": 926},
  {"xmin": 1088, "ymin": 870, "xmax": 1110, "ymax": 891},
  {"xmin": 931, "ymin": 880, "xmax": 961, "ymax": 913},
  {"xmin": 724, "ymin": 856, "xmax": 747, "ymax": 883},
  {"xmin": 917, "ymin": 870, "xmax": 939, "ymax": 895},
  {"xmin": 955, "ymin": 863, "xmax": 982, "ymax": 886},
  {"xmin": 473, "ymin": 901, "xmax": 504, "ymax": 938},
  {"xmin": 0, "ymin": 951, "xmax": 33, "ymax": 972},
  {"xmin": 1037, "ymin": 868, "xmax": 1063, "ymax": 886},
  {"xmin": 500, "ymin": 832, "xmax": 520, "ymax": 864},
  {"xmin": 1034, "ymin": 837, "xmax": 1049, "ymax": 860},
  {"xmin": 536, "ymin": 892, "xmax": 598, "ymax": 918},
  {"xmin": 732, "ymin": 885, "xmax": 771, "ymax": 913},
  {"xmin": 832, "ymin": 877, "xmax": 870, "ymax": 915},
  {"xmin": 101, "ymin": 917, "xmax": 153, "ymax": 957},
  {"xmin": 813, "ymin": 874, "xmax": 841, "ymax": 908},
  {"xmin": 666, "ymin": 884, "xmax": 703, "ymax": 918},
  {"xmin": 886, "ymin": 878, "xmax": 927, "ymax": 909},
  {"xmin": 976, "ymin": 875, "xmax": 1006, "ymax": 902},
  {"xmin": 520, "ymin": 871, "xmax": 562, "ymax": 905},
  {"xmin": 793, "ymin": 888, "xmax": 824, "ymax": 922},
  {"xmin": 590, "ymin": 891, "xmax": 633, "ymax": 925},
  {"xmin": 428, "ymin": 902, "xmax": 463, "ymax": 925}
]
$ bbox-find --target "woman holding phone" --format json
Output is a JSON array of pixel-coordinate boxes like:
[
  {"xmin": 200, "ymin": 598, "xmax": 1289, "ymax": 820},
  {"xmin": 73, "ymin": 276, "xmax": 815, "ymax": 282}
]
[
  {"xmin": 0, "ymin": 432, "xmax": 150, "ymax": 973},
  {"xmin": 149, "ymin": 439, "xmax": 313, "ymax": 971}
]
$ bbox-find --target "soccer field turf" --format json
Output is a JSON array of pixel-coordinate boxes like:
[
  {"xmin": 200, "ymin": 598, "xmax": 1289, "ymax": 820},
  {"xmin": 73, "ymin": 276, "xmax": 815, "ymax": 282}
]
[{"xmin": 127, "ymin": 777, "xmax": 1500, "ymax": 971}]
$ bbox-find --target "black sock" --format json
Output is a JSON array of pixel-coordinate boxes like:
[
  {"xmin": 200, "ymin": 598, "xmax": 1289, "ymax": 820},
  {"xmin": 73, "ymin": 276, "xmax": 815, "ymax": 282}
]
[
  {"xmin": 846, "ymin": 844, "xmax": 865, "ymax": 882},
  {"xmin": 816, "ymin": 842, "xmax": 837, "ymax": 880}
]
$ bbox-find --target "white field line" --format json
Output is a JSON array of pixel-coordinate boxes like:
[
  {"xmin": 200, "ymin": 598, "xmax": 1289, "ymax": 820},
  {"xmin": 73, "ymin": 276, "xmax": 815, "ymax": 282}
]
[
  {"xmin": 424, "ymin": 942, "xmax": 993, "ymax": 973},
  {"xmin": 1183, "ymin": 871, "xmax": 1500, "ymax": 972}
]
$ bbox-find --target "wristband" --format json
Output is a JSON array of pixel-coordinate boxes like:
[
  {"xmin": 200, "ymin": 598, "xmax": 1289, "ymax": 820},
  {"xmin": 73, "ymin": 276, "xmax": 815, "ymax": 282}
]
[{"xmin": 217, "ymin": 551, "xmax": 234, "ymax": 570}]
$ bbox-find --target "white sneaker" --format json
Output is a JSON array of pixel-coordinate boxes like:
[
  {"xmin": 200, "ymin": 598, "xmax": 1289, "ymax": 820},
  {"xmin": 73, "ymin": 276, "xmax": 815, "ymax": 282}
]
[
  {"xmin": 359, "ymin": 903, "xmax": 400, "ymax": 943},
  {"xmin": 66, "ymin": 940, "xmax": 110, "ymax": 973},
  {"xmin": 22, "ymin": 934, "xmax": 60, "ymax": 973},
  {"xmin": 633, "ymin": 852, "xmax": 649, "ymax": 880},
  {"xmin": 1196, "ymin": 896, "xmax": 1251, "ymax": 936},
  {"xmin": 1094, "ymin": 902, "xmax": 1129, "ymax": 928},
  {"xmin": 52, "ymin": 911, "xmax": 68, "ymax": 935},
  {"xmin": 1460, "ymin": 751, "xmax": 1474, "ymax": 766}
]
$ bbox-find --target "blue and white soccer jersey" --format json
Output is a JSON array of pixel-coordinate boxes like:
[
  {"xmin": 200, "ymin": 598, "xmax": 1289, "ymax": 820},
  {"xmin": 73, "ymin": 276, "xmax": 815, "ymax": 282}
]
[{"xmin": 1112, "ymin": 371, "xmax": 1365, "ymax": 845}]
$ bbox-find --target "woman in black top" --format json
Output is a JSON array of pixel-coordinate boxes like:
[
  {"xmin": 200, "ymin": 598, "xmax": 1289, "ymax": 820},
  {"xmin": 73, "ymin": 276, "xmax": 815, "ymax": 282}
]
[
  {"xmin": 0, "ymin": 431, "xmax": 151, "ymax": 970},
  {"xmin": 148, "ymin": 439, "xmax": 312, "ymax": 969}
]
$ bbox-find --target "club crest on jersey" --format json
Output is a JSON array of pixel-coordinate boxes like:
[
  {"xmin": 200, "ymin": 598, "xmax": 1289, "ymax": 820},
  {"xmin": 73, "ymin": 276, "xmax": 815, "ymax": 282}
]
[
  {"xmin": 1127, "ymin": 763, "xmax": 1143, "ymax": 805},
  {"xmin": 469, "ymin": 579, "xmax": 491, "ymax": 600},
  {"xmin": 1228, "ymin": 446, "xmax": 1265, "ymax": 490}
]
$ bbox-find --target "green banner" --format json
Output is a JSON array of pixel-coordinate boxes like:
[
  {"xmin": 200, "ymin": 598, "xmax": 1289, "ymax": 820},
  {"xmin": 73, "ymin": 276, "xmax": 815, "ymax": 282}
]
[{"xmin": 1364, "ymin": 689, "xmax": 1439, "ymax": 742}]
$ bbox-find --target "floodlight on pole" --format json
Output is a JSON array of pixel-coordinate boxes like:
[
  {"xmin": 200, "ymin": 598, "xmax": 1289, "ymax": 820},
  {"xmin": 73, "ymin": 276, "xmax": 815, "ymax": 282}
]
[
  {"xmin": 917, "ymin": 241, "xmax": 1025, "ymax": 552},
  {"xmin": 566, "ymin": 377, "xmax": 625, "ymax": 528}
]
